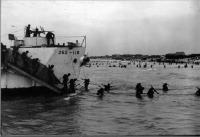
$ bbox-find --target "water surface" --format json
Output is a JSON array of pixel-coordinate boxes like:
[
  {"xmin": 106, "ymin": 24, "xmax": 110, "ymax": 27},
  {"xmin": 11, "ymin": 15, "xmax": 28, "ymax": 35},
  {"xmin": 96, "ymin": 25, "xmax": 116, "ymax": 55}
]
[{"xmin": 2, "ymin": 63, "xmax": 200, "ymax": 135}]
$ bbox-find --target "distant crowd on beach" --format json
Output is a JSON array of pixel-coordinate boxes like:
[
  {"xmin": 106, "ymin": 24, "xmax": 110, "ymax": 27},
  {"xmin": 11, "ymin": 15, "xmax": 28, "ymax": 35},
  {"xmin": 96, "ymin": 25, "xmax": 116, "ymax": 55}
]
[
  {"xmin": 86, "ymin": 59, "xmax": 199, "ymax": 69},
  {"xmin": 134, "ymin": 61, "xmax": 195, "ymax": 69}
]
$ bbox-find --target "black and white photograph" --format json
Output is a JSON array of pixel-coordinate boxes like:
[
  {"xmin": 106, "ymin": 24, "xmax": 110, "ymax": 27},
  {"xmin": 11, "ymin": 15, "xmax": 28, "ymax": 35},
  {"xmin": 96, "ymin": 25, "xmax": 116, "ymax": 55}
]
[{"xmin": 1, "ymin": 0, "xmax": 200, "ymax": 136}]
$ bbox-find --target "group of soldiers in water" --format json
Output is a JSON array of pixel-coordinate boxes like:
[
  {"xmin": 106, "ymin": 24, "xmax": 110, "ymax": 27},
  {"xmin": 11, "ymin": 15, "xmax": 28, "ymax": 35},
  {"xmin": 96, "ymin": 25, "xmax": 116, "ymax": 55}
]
[
  {"xmin": 97, "ymin": 82, "xmax": 200, "ymax": 99},
  {"xmin": 135, "ymin": 83, "xmax": 165, "ymax": 99},
  {"xmin": 60, "ymin": 74, "xmax": 113, "ymax": 98},
  {"xmin": 62, "ymin": 73, "xmax": 77, "ymax": 94},
  {"xmin": 63, "ymin": 75, "xmax": 200, "ymax": 99},
  {"xmin": 96, "ymin": 84, "xmax": 111, "ymax": 98},
  {"xmin": 61, "ymin": 73, "xmax": 91, "ymax": 95},
  {"xmin": 2, "ymin": 40, "xmax": 200, "ymax": 97}
]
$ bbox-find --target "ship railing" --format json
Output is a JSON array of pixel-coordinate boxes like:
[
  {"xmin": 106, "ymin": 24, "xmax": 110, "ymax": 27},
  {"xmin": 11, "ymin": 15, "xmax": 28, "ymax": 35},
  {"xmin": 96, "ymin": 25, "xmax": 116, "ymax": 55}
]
[
  {"xmin": 8, "ymin": 32, "xmax": 86, "ymax": 48},
  {"xmin": 55, "ymin": 35, "xmax": 86, "ymax": 48}
]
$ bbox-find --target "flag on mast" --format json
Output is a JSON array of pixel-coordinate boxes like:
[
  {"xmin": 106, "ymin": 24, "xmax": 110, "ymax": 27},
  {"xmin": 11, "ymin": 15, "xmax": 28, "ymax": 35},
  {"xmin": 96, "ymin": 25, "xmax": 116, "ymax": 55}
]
[{"xmin": 8, "ymin": 34, "xmax": 15, "ymax": 40}]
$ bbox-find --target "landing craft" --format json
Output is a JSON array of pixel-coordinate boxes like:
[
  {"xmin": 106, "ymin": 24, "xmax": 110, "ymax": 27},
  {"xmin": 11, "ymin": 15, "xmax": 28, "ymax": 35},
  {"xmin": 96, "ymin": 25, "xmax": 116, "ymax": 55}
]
[{"xmin": 1, "ymin": 25, "xmax": 89, "ymax": 94}]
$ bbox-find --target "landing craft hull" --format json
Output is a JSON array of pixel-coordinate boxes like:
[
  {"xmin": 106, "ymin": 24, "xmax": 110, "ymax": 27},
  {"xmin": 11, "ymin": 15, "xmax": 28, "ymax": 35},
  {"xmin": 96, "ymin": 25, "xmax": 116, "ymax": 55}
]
[
  {"xmin": 1, "ymin": 46, "xmax": 85, "ymax": 89},
  {"xmin": 18, "ymin": 46, "xmax": 86, "ymax": 79},
  {"xmin": 1, "ymin": 25, "xmax": 88, "ymax": 92}
]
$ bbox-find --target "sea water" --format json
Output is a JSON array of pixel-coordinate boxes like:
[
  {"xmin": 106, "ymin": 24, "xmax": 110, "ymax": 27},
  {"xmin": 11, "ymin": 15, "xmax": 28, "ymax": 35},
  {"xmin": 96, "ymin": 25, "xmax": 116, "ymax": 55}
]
[{"xmin": 2, "ymin": 63, "xmax": 200, "ymax": 135}]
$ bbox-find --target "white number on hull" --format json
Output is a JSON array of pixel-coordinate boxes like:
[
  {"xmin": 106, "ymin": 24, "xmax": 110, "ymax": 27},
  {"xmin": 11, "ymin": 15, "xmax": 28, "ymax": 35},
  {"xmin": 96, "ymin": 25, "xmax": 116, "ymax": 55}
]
[{"xmin": 58, "ymin": 50, "xmax": 79, "ymax": 55}]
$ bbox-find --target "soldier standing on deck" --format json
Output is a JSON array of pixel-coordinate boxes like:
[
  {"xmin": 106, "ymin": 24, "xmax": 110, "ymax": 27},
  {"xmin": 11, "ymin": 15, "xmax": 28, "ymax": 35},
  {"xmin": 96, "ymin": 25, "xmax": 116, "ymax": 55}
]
[
  {"xmin": 25, "ymin": 24, "xmax": 32, "ymax": 37},
  {"xmin": 33, "ymin": 27, "xmax": 39, "ymax": 37},
  {"xmin": 46, "ymin": 32, "xmax": 55, "ymax": 46}
]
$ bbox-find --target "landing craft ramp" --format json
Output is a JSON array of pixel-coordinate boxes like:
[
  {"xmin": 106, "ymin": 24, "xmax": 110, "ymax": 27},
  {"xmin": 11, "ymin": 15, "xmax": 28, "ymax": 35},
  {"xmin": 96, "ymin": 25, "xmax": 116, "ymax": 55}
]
[
  {"xmin": 2, "ymin": 48, "xmax": 63, "ymax": 94},
  {"xmin": 4, "ymin": 62, "xmax": 62, "ymax": 94}
]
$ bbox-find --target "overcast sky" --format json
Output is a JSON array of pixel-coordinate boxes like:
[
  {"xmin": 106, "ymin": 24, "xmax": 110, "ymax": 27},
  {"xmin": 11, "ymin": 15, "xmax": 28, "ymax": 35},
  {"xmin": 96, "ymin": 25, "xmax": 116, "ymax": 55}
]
[{"xmin": 1, "ymin": 0, "xmax": 200, "ymax": 56}]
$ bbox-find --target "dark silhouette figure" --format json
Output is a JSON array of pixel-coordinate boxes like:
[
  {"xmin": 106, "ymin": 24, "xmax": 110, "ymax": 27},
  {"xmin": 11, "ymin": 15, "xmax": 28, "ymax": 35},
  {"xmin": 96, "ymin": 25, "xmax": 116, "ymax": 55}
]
[
  {"xmin": 12, "ymin": 46, "xmax": 20, "ymax": 64},
  {"xmin": 147, "ymin": 86, "xmax": 159, "ymax": 98},
  {"xmin": 83, "ymin": 78, "xmax": 90, "ymax": 91},
  {"xmin": 139, "ymin": 63, "xmax": 141, "ymax": 68},
  {"xmin": 136, "ymin": 92, "xmax": 143, "ymax": 99},
  {"xmin": 184, "ymin": 63, "xmax": 188, "ymax": 68},
  {"xmin": 47, "ymin": 65, "xmax": 54, "ymax": 85},
  {"xmin": 33, "ymin": 27, "xmax": 39, "ymax": 37},
  {"xmin": 163, "ymin": 83, "xmax": 169, "ymax": 91},
  {"xmin": 21, "ymin": 51, "xmax": 29, "ymax": 60},
  {"xmin": 69, "ymin": 79, "xmax": 76, "ymax": 93},
  {"xmin": 191, "ymin": 65, "xmax": 193, "ymax": 68},
  {"xmin": 25, "ymin": 24, "xmax": 32, "ymax": 37},
  {"xmin": 135, "ymin": 83, "xmax": 144, "ymax": 98},
  {"xmin": 104, "ymin": 84, "xmax": 111, "ymax": 93},
  {"xmin": 31, "ymin": 58, "xmax": 40, "ymax": 75},
  {"xmin": 1, "ymin": 43, "xmax": 8, "ymax": 62},
  {"xmin": 21, "ymin": 51, "xmax": 29, "ymax": 71},
  {"xmin": 196, "ymin": 88, "xmax": 200, "ymax": 96},
  {"xmin": 136, "ymin": 83, "xmax": 144, "ymax": 94},
  {"xmin": 46, "ymin": 32, "xmax": 55, "ymax": 45},
  {"xmin": 81, "ymin": 56, "xmax": 90, "ymax": 66},
  {"xmin": 178, "ymin": 65, "xmax": 180, "ymax": 68},
  {"xmin": 97, "ymin": 87, "xmax": 104, "ymax": 98},
  {"xmin": 62, "ymin": 73, "xmax": 71, "ymax": 93}
]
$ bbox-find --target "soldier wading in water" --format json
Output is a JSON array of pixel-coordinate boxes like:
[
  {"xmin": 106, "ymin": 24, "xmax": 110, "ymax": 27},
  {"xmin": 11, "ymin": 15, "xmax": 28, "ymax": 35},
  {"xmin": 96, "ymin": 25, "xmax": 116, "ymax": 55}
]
[
  {"xmin": 135, "ymin": 83, "xmax": 144, "ymax": 98},
  {"xmin": 147, "ymin": 86, "xmax": 159, "ymax": 98}
]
